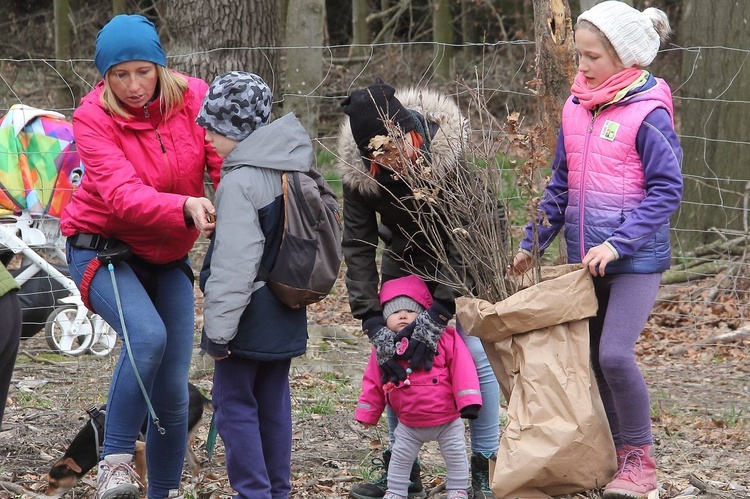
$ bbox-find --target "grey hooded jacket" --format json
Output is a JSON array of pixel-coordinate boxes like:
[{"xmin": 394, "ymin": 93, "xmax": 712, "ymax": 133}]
[{"xmin": 200, "ymin": 113, "xmax": 313, "ymax": 359}]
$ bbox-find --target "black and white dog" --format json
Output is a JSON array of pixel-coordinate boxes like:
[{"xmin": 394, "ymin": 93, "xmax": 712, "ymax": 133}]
[{"xmin": 45, "ymin": 383, "xmax": 212, "ymax": 498}]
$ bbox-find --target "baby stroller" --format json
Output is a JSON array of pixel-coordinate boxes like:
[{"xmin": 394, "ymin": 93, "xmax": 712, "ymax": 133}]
[{"xmin": 0, "ymin": 104, "xmax": 116, "ymax": 356}]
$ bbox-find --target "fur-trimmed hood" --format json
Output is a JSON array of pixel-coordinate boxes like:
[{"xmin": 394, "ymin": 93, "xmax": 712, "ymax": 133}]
[{"xmin": 336, "ymin": 86, "xmax": 468, "ymax": 197}]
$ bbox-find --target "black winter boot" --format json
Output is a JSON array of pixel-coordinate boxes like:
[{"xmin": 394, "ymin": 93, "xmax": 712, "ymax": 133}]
[
  {"xmin": 348, "ymin": 450, "xmax": 388, "ymax": 499},
  {"xmin": 408, "ymin": 458, "xmax": 426, "ymax": 498},
  {"xmin": 470, "ymin": 452, "xmax": 496, "ymax": 499},
  {"xmin": 349, "ymin": 450, "xmax": 426, "ymax": 499}
]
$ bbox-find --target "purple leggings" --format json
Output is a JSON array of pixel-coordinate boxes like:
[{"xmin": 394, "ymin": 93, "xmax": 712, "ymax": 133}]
[{"xmin": 590, "ymin": 272, "xmax": 661, "ymax": 448}]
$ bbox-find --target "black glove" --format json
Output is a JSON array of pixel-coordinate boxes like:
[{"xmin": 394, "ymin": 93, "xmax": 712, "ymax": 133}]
[
  {"xmin": 363, "ymin": 316, "xmax": 407, "ymax": 384},
  {"xmin": 395, "ymin": 300, "xmax": 452, "ymax": 371},
  {"xmin": 460, "ymin": 404, "xmax": 481, "ymax": 420}
]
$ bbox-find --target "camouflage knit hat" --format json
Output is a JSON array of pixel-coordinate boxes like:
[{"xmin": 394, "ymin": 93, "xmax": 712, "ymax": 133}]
[{"xmin": 197, "ymin": 71, "xmax": 273, "ymax": 141}]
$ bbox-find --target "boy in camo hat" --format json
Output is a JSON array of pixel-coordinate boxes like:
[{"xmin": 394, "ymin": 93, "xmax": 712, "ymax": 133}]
[
  {"xmin": 196, "ymin": 71, "xmax": 273, "ymax": 157},
  {"xmin": 196, "ymin": 71, "xmax": 314, "ymax": 497}
]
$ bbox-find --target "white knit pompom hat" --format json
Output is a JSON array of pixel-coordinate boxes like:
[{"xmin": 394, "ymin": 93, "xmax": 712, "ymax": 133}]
[{"xmin": 578, "ymin": 1, "xmax": 661, "ymax": 67}]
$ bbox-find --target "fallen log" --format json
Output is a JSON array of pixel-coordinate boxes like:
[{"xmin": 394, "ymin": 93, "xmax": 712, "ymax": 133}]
[
  {"xmin": 694, "ymin": 234, "xmax": 749, "ymax": 258},
  {"xmin": 660, "ymin": 261, "xmax": 727, "ymax": 285},
  {"xmin": 0, "ymin": 481, "xmax": 27, "ymax": 496},
  {"xmin": 688, "ymin": 473, "xmax": 736, "ymax": 498},
  {"xmin": 669, "ymin": 325, "xmax": 750, "ymax": 356}
]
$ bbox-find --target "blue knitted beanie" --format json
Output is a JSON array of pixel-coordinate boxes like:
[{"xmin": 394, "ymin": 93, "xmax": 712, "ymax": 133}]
[{"xmin": 94, "ymin": 14, "xmax": 167, "ymax": 76}]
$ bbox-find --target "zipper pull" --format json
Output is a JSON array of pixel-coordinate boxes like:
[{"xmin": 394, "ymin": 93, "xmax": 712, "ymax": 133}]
[
  {"xmin": 143, "ymin": 105, "xmax": 150, "ymax": 119},
  {"xmin": 155, "ymin": 129, "xmax": 166, "ymax": 153}
]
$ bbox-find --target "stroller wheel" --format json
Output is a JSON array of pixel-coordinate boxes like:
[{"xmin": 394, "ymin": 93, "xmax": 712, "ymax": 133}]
[
  {"xmin": 45, "ymin": 305, "xmax": 95, "ymax": 356},
  {"xmin": 88, "ymin": 314, "xmax": 118, "ymax": 357}
]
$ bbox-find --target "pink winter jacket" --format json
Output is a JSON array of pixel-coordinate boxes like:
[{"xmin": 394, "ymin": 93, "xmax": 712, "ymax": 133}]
[
  {"xmin": 60, "ymin": 74, "xmax": 222, "ymax": 264},
  {"xmin": 355, "ymin": 326, "xmax": 482, "ymax": 428},
  {"xmin": 561, "ymin": 77, "xmax": 679, "ymax": 273}
]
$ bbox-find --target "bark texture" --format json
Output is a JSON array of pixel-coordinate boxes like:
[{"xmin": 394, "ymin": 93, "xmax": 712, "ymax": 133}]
[{"xmin": 162, "ymin": 0, "xmax": 280, "ymax": 90}]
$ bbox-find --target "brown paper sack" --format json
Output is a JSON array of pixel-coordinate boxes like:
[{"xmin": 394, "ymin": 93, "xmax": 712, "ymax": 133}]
[{"xmin": 457, "ymin": 265, "xmax": 617, "ymax": 498}]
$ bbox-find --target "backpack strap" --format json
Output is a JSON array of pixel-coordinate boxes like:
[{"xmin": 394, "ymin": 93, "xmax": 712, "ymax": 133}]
[
  {"xmin": 280, "ymin": 171, "xmax": 291, "ymax": 232},
  {"xmin": 255, "ymin": 171, "xmax": 290, "ymax": 283}
]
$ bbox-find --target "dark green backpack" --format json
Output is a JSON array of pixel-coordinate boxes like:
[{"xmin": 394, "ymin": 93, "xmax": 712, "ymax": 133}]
[{"xmin": 259, "ymin": 167, "xmax": 343, "ymax": 309}]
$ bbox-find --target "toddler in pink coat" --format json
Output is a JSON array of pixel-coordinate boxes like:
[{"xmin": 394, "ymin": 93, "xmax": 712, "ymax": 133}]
[{"xmin": 355, "ymin": 275, "xmax": 482, "ymax": 499}]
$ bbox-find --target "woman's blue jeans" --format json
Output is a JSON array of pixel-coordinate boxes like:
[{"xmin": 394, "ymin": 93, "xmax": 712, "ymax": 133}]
[
  {"xmin": 67, "ymin": 244, "xmax": 194, "ymax": 499},
  {"xmin": 386, "ymin": 321, "xmax": 500, "ymax": 455}
]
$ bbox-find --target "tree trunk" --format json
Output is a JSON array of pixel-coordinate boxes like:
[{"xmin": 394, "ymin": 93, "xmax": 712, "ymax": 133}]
[
  {"xmin": 54, "ymin": 0, "xmax": 76, "ymax": 113},
  {"xmin": 279, "ymin": 0, "xmax": 289, "ymax": 43},
  {"xmin": 532, "ymin": 0, "xmax": 576, "ymax": 155},
  {"xmin": 283, "ymin": 0, "xmax": 325, "ymax": 140},
  {"xmin": 433, "ymin": 0, "xmax": 454, "ymax": 80},
  {"xmin": 350, "ymin": 0, "xmax": 369, "ymax": 57},
  {"xmin": 676, "ymin": 0, "xmax": 750, "ymax": 248},
  {"xmin": 460, "ymin": 0, "xmax": 476, "ymax": 44},
  {"xmin": 162, "ymin": 0, "xmax": 279, "ymax": 89},
  {"xmin": 112, "ymin": 0, "xmax": 127, "ymax": 14},
  {"xmin": 531, "ymin": 0, "xmax": 575, "ymax": 264}
]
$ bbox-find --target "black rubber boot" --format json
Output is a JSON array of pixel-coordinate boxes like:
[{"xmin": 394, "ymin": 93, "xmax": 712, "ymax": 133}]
[
  {"xmin": 349, "ymin": 450, "xmax": 426, "ymax": 499},
  {"xmin": 470, "ymin": 452, "xmax": 496, "ymax": 499},
  {"xmin": 408, "ymin": 458, "xmax": 426, "ymax": 498}
]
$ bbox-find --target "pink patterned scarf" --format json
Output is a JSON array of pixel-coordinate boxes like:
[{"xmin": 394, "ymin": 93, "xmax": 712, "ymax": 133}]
[{"xmin": 571, "ymin": 68, "xmax": 643, "ymax": 110}]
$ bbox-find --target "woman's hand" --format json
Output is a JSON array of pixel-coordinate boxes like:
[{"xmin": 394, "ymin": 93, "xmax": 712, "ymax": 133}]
[
  {"xmin": 582, "ymin": 244, "xmax": 617, "ymax": 276},
  {"xmin": 184, "ymin": 196, "xmax": 217, "ymax": 238}
]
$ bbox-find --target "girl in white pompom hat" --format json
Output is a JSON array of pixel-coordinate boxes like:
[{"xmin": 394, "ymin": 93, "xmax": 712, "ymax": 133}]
[{"xmin": 513, "ymin": 2, "xmax": 682, "ymax": 498}]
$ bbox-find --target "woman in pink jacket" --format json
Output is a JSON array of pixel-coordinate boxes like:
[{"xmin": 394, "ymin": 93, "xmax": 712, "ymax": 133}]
[
  {"xmin": 356, "ymin": 275, "xmax": 482, "ymax": 499},
  {"xmin": 59, "ymin": 14, "xmax": 221, "ymax": 499}
]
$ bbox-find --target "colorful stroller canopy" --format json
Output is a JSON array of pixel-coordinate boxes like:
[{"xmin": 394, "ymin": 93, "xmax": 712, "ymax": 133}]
[{"xmin": 0, "ymin": 104, "xmax": 83, "ymax": 218}]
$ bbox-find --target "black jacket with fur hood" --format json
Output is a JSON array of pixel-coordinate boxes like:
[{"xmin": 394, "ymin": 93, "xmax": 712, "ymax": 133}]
[{"xmin": 336, "ymin": 87, "xmax": 471, "ymax": 322}]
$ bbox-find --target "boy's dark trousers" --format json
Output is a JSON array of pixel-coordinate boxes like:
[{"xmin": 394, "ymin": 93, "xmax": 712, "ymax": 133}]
[{"xmin": 213, "ymin": 355, "xmax": 293, "ymax": 498}]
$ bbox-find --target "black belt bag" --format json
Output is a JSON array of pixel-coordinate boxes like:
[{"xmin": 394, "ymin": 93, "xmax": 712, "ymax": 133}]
[
  {"xmin": 68, "ymin": 234, "xmax": 132, "ymax": 265},
  {"xmin": 70, "ymin": 233, "xmax": 133, "ymax": 312},
  {"xmin": 69, "ymin": 233, "xmax": 109, "ymax": 251},
  {"xmin": 70, "ymin": 234, "xmax": 193, "ymax": 311}
]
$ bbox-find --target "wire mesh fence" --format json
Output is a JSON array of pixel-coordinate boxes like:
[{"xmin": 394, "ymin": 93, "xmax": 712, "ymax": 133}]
[{"xmin": 1, "ymin": 39, "xmax": 749, "ymax": 497}]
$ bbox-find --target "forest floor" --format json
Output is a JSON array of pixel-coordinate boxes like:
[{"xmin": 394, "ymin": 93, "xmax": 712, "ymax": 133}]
[{"xmin": 1, "ymin": 266, "xmax": 749, "ymax": 499}]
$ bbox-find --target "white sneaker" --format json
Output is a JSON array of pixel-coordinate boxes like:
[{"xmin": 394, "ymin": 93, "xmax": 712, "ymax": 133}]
[{"xmin": 96, "ymin": 454, "xmax": 140, "ymax": 499}]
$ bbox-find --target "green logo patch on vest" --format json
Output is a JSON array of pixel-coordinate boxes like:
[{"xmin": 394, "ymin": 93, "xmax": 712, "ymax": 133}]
[{"xmin": 600, "ymin": 120, "xmax": 620, "ymax": 141}]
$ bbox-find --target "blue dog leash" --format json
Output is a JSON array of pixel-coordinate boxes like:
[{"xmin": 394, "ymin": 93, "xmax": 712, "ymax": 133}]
[{"xmin": 106, "ymin": 261, "xmax": 164, "ymax": 435}]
